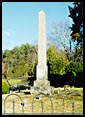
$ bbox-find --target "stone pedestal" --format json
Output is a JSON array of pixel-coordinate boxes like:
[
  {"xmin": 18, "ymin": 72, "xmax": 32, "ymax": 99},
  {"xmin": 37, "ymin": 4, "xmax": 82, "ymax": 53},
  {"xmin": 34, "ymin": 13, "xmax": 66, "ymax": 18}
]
[
  {"xmin": 31, "ymin": 86, "xmax": 54, "ymax": 95},
  {"xmin": 36, "ymin": 65, "xmax": 48, "ymax": 80},
  {"xmin": 31, "ymin": 80, "xmax": 54, "ymax": 95},
  {"xmin": 34, "ymin": 80, "xmax": 50, "ymax": 87}
]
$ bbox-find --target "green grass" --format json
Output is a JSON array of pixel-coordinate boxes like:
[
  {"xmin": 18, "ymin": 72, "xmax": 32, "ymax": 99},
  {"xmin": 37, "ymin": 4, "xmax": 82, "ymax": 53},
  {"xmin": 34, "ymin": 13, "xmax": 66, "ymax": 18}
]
[
  {"xmin": 5, "ymin": 78, "xmax": 28, "ymax": 86},
  {"xmin": 2, "ymin": 88, "xmax": 83, "ymax": 114}
]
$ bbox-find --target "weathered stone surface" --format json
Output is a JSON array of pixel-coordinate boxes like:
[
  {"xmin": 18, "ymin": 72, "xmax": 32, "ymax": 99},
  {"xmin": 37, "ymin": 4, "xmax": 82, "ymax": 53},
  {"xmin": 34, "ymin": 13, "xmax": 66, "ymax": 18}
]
[
  {"xmin": 30, "ymin": 10, "xmax": 54, "ymax": 95},
  {"xmin": 38, "ymin": 10, "xmax": 46, "ymax": 66},
  {"xmin": 36, "ymin": 65, "xmax": 48, "ymax": 80},
  {"xmin": 37, "ymin": 10, "xmax": 47, "ymax": 80},
  {"xmin": 64, "ymin": 85, "xmax": 70, "ymax": 91},
  {"xmin": 31, "ymin": 86, "xmax": 54, "ymax": 95},
  {"xmin": 34, "ymin": 80, "xmax": 50, "ymax": 87}
]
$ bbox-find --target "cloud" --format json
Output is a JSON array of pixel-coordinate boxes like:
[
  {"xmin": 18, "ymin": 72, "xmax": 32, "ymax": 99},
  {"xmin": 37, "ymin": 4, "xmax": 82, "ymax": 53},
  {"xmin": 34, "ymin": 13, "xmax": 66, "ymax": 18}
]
[
  {"xmin": 2, "ymin": 31, "xmax": 11, "ymax": 39},
  {"xmin": 4, "ymin": 31, "xmax": 11, "ymax": 37}
]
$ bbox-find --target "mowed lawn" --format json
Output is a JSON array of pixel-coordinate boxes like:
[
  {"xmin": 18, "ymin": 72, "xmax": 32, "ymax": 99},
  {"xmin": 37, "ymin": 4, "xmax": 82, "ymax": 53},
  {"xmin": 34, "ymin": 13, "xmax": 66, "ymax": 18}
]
[{"xmin": 2, "ymin": 87, "xmax": 83, "ymax": 114}]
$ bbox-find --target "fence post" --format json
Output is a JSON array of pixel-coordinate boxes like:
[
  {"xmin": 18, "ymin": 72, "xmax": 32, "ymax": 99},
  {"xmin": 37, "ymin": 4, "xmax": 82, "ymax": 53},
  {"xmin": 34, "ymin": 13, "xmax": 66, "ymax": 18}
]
[
  {"xmin": 4, "ymin": 101, "xmax": 5, "ymax": 114},
  {"xmin": 62, "ymin": 98, "xmax": 64, "ymax": 115},
  {"xmin": 32, "ymin": 98, "xmax": 34, "ymax": 113},
  {"xmin": 4, "ymin": 94, "xmax": 24, "ymax": 114},
  {"xmin": 13, "ymin": 98, "xmax": 15, "ymax": 114},
  {"xmin": 21, "ymin": 102, "xmax": 24, "ymax": 113},
  {"xmin": 50, "ymin": 97, "xmax": 53, "ymax": 114},
  {"xmin": 41, "ymin": 101, "xmax": 43, "ymax": 113},
  {"xmin": 82, "ymin": 96, "xmax": 83, "ymax": 113},
  {"xmin": 72, "ymin": 97, "xmax": 74, "ymax": 114}
]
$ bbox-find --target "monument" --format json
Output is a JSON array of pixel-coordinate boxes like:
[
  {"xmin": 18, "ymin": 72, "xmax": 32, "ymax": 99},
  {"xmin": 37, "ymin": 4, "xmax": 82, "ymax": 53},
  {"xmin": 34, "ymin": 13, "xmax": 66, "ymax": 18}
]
[{"xmin": 31, "ymin": 10, "xmax": 54, "ymax": 95}]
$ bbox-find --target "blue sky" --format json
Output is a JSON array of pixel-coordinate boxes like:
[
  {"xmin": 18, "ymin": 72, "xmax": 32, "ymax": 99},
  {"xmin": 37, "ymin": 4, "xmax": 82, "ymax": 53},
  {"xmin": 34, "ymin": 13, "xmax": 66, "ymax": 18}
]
[{"xmin": 2, "ymin": 2, "xmax": 73, "ymax": 50}]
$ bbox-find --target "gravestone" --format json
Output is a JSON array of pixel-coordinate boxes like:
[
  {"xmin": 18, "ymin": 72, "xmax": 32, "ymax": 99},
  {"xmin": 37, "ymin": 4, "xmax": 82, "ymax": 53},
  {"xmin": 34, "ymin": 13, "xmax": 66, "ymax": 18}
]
[{"xmin": 31, "ymin": 10, "xmax": 54, "ymax": 95}]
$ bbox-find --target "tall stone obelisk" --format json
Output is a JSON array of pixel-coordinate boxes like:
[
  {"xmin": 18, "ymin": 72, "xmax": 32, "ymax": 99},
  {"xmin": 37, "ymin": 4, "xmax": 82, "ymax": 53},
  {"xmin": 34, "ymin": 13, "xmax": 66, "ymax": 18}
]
[
  {"xmin": 37, "ymin": 10, "xmax": 47, "ymax": 80},
  {"xmin": 31, "ymin": 10, "xmax": 54, "ymax": 95},
  {"xmin": 34, "ymin": 10, "xmax": 49, "ymax": 87}
]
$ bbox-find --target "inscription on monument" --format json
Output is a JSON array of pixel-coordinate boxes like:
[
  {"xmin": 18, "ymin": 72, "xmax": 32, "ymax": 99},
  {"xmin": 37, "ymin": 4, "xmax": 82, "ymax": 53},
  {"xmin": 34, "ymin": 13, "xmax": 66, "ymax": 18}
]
[{"xmin": 37, "ymin": 69, "xmax": 45, "ymax": 79}]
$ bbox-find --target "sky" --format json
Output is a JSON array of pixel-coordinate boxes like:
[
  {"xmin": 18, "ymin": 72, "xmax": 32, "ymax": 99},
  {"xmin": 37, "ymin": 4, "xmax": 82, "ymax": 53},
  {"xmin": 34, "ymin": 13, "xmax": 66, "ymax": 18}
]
[{"xmin": 2, "ymin": 2, "xmax": 73, "ymax": 51}]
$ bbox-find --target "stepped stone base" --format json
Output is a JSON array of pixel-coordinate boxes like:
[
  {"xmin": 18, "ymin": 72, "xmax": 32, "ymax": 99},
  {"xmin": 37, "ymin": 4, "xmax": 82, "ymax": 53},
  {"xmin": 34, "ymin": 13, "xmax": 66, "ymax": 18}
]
[{"xmin": 30, "ymin": 80, "xmax": 54, "ymax": 95}]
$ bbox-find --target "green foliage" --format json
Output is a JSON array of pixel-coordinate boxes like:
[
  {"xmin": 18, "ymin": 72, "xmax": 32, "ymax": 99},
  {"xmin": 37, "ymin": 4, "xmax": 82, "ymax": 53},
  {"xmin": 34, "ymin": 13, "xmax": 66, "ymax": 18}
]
[
  {"xmin": 2, "ymin": 43, "xmax": 38, "ymax": 78},
  {"xmin": 72, "ymin": 71, "xmax": 76, "ymax": 77},
  {"xmin": 65, "ymin": 62, "xmax": 83, "ymax": 74},
  {"xmin": 68, "ymin": 2, "xmax": 83, "ymax": 45},
  {"xmin": 2, "ymin": 79, "xmax": 9, "ymax": 94},
  {"xmin": 68, "ymin": 2, "xmax": 83, "ymax": 64},
  {"xmin": 47, "ymin": 44, "xmax": 69, "ymax": 75}
]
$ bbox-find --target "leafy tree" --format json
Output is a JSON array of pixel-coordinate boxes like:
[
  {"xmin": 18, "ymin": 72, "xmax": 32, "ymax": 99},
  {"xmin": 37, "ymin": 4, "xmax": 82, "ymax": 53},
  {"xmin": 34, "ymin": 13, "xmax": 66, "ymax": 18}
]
[
  {"xmin": 65, "ymin": 62, "xmax": 83, "ymax": 74},
  {"xmin": 47, "ymin": 44, "xmax": 69, "ymax": 75},
  {"xmin": 28, "ymin": 46, "xmax": 38, "ymax": 76},
  {"xmin": 68, "ymin": 2, "xmax": 83, "ymax": 45},
  {"xmin": 68, "ymin": 2, "xmax": 83, "ymax": 64},
  {"xmin": 2, "ymin": 79, "xmax": 9, "ymax": 94},
  {"xmin": 2, "ymin": 62, "xmax": 7, "ymax": 78},
  {"xmin": 65, "ymin": 61, "xmax": 83, "ymax": 86},
  {"xmin": 2, "ymin": 43, "xmax": 38, "ymax": 78}
]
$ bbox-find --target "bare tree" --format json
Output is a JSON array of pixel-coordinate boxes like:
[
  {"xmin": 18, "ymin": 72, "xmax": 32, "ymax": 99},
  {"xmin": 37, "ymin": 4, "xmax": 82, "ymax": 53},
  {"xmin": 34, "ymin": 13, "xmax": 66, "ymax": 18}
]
[
  {"xmin": 47, "ymin": 21, "xmax": 75, "ymax": 61},
  {"xmin": 28, "ymin": 47, "xmax": 38, "ymax": 76}
]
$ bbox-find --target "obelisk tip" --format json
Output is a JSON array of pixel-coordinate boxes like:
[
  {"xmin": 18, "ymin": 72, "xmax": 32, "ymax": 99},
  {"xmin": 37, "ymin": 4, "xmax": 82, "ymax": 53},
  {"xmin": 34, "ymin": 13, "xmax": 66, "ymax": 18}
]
[{"xmin": 39, "ymin": 10, "xmax": 45, "ymax": 14}]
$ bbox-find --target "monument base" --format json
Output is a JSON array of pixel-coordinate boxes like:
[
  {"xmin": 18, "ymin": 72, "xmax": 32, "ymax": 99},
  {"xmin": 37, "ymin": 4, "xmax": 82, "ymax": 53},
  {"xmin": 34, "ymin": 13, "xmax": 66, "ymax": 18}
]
[
  {"xmin": 34, "ymin": 80, "xmax": 50, "ymax": 87},
  {"xmin": 30, "ymin": 80, "xmax": 54, "ymax": 95}
]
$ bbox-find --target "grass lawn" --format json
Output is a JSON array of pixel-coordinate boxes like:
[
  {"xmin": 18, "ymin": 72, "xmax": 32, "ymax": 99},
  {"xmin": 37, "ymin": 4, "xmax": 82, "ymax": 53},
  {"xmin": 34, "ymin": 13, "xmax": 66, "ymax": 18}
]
[
  {"xmin": 2, "ymin": 87, "xmax": 83, "ymax": 114},
  {"xmin": 7, "ymin": 78, "xmax": 28, "ymax": 86}
]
